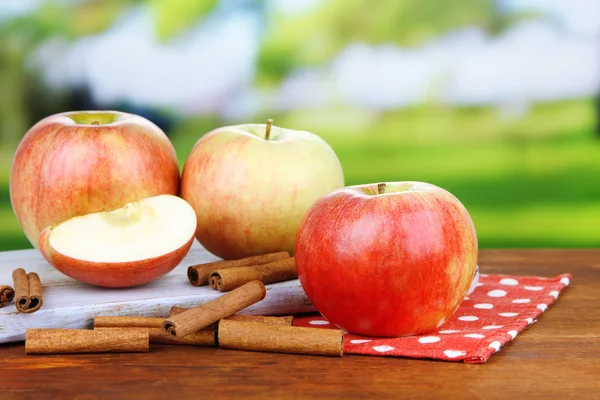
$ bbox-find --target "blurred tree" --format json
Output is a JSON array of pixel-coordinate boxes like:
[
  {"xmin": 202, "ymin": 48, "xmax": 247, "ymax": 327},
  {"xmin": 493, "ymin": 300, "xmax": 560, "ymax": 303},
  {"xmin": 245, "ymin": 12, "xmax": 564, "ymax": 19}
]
[
  {"xmin": 0, "ymin": 0, "xmax": 144, "ymax": 147},
  {"xmin": 596, "ymin": 95, "xmax": 600, "ymax": 136},
  {"xmin": 0, "ymin": 32, "xmax": 30, "ymax": 148},
  {"xmin": 0, "ymin": 0, "xmax": 532, "ymax": 146},
  {"xmin": 256, "ymin": 0, "xmax": 522, "ymax": 85},
  {"xmin": 0, "ymin": 0, "xmax": 223, "ymax": 147},
  {"xmin": 149, "ymin": 0, "xmax": 219, "ymax": 40}
]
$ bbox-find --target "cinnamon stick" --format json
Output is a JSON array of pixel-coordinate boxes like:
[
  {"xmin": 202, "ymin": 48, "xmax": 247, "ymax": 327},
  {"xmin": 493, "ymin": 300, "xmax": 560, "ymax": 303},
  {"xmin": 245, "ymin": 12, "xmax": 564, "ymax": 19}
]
[
  {"xmin": 94, "ymin": 316, "xmax": 165, "ymax": 329},
  {"xmin": 94, "ymin": 312, "xmax": 293, "ymax": 347},
  {"xmin": 12, "ymin": 269, "xmax": 29, "ymax": 309},
  {"xmin": 187, "ymin": 251, "xmax": 289, "ymax": 286},
  {"xmin": 0, "ymin": 285, "xmax": 14, "ymax": 307},
  {"xmin": 163, "ymin": 280, "xmax": 266, "ymax": 339},
  {"xmin": 218, "ymin": 320, "xmax": 344, "ymax": 357},
  {"xmin": 168, "ymin": 306, "xmax": 192, "ymax": 316},
  {"xmin": 95, "ymin": 327, "xmax": 217, "ymax": 347},
  {"xmin": 12, "ymin": 269, "xmax": 43, "ymax": 313},
  {"xmin": 148, "ymin": 328, "xmax": 216, "ymax": 346},
  {"xmin": 25, "ymin": 328, "xmax": 149, "ymax": 355},
  {"xmin": 209, "ymin": 257, "xmax": 297, "ymax": 292},
  {"xmin": 226, "ymin": 314, "xmax": 294, "ymax": 326},
  {"xmin": 169, "ymin": 306, "xmax": 294, "ymax": 325},
  {"xmin": 94, "ymin": 314, "xmax": 291, "ymax": 346}
]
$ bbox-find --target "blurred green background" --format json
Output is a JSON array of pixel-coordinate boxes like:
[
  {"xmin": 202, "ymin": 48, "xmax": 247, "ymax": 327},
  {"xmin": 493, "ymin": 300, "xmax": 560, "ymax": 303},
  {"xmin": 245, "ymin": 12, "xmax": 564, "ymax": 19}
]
[{"xmin": 1, "ymin": 0, "xmax": 599, "ymax": 251}]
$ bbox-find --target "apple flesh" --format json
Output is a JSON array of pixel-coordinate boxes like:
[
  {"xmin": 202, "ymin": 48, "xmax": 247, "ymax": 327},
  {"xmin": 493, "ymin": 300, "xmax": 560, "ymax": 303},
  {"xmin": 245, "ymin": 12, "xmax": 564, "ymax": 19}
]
[
  {"xmin": 295, "ymin": 182, "xmax": 478, "ymax": 337},
  {"xmin": 10, "ymin": 110, "xmax": 180, "ymax": 248},
  {"xmin": 181, "ymin": 121, "xmax": 344, "ymax": 260},
  {"xmin": 39, "ymin": 195, "xmax": 196, "ymax": 288}
]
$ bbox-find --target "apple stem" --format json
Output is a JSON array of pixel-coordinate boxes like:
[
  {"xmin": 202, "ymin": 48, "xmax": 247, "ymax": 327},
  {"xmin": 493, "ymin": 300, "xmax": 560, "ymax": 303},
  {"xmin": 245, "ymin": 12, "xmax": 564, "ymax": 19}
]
[
  {"xmin": 265, "ymin": 119, "xmax": 273, "ymax": 140},
  {"xmin": 91, "ymin": 121, "xmax": 99, "ymax": 126},
  {"xmin": 377, "ymin": 183, "xmax": 386, "ymax": 195}
]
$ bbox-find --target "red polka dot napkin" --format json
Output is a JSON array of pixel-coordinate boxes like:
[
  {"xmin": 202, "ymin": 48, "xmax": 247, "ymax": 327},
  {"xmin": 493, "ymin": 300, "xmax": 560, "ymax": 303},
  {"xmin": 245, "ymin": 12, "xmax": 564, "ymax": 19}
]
[{"xmin": 293, "ymin": 273, "xmax": 571, "ymax": 363}]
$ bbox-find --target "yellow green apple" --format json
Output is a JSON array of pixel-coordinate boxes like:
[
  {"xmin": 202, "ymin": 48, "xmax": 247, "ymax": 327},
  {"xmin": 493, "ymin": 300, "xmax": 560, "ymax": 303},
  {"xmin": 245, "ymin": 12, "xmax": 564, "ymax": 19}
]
[{"xmin": 181, "ymin": 120, "xmax": 344, "ymax": 259}]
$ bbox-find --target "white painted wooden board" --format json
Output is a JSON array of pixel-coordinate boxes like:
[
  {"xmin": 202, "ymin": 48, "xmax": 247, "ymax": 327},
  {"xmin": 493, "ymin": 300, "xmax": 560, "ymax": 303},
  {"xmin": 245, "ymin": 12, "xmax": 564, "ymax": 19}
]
[{"xmin": 0, "ymin": 242, "xmax": 315, "ymax": 344}]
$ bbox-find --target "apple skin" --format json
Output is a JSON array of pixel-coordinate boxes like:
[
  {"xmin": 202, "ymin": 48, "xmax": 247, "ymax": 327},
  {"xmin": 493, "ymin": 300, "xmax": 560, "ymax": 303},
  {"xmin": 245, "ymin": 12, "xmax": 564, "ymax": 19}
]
[
  {"xmin": 294, "ymin": 182, "xmax": 478, "ymax": 337},
  {"xmin": 38, "ymin": 227, "xmax": 194, "ymax": 288},
  {"xmin": 10, "ymin": 110, "xmax": 180, "ymax": 248},
  {"xmin": 181, "ymin": 123, "xmax": 344, "ymax": 260}
]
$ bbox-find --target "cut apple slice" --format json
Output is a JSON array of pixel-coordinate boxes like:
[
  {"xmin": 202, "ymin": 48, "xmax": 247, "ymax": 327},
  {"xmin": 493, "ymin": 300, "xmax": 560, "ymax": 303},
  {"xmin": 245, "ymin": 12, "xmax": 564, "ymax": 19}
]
[{"xmin": 39, "ymin": 195, "xmax": 197, "ymax": 288}]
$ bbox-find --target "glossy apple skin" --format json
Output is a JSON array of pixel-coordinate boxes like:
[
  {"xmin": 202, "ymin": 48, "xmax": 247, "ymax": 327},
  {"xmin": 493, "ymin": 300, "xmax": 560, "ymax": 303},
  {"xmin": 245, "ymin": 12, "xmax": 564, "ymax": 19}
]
[
  {"xmin": 181, "ymin": 124, "xmax": 344, "ymax": 260},
  {"xmin": 295, "ymin": 182, "xmax": 478, "ymax": 337},
  {"xmin": 38, "ymin": 228, "xmax": 194, "ymax": 288},
  {"xmin": 10, "ymin": 111, "xmax": 180, "ymax": 248}
]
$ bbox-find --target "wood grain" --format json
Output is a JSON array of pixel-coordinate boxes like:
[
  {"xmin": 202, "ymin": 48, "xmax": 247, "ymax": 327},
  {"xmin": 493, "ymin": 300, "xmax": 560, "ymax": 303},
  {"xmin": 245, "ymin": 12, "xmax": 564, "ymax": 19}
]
[{"xmin": 0, "ymin": 249, "xmax": 598, "ymax": 399}]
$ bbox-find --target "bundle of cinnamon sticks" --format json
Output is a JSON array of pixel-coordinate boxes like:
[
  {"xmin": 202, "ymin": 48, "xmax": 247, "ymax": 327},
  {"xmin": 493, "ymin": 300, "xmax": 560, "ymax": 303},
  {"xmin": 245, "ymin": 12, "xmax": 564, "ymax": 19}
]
[
  {"xmin": 0, "ymin": 285, "xmax": 14, "ymax": 308},
  {"xmin": 26, "ymin": 280, "xmax": 344, "ymax": 357},
  {"xmin": 187, "ymin": 251, "xmax": 298, "ymax": 292},
  {"xmin": 1, "ymin": 268, "xmax": 44, "ymax": 313}
]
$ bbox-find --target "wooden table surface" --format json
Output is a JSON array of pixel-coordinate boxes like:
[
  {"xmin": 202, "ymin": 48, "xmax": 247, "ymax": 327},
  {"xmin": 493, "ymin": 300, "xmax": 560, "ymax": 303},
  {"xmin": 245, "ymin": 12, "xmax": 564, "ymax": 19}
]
[{"xmin": 1, "ymin": 249, "xmax": 598, "ymax": 399}]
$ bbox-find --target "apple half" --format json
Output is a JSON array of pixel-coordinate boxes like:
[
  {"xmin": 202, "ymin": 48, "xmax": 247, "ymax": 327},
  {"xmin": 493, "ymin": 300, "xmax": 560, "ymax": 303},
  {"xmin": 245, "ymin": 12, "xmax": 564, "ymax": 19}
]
[{"xmin": 39, "ymin": 195, "xmax": 197, "ymax": 288}]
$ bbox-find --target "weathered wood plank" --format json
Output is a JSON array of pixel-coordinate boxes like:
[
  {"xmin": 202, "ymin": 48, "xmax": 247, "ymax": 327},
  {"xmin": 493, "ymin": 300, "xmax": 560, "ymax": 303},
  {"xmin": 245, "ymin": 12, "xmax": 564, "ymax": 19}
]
[{"xmin": 0, "ymin": 242, "xmax": 314, "ymax": 343}]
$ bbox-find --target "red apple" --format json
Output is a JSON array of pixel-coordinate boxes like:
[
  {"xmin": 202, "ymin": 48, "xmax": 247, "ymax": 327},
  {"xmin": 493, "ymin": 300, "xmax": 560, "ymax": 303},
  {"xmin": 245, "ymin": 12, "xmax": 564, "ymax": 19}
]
[
  {"xmin": 38, "ymin": 195, "xmax": 196, "ymax": 288},
  {"xmin": 10, "ymin": 110, "xmax": 180, "ymax": 248},
  {"xmin": 181, "ymin": 120, "xmax": 344, "ymax": 260},
  {"xmin": 295, "ymin": 182, "xmax": 478, "ymax": 337}
]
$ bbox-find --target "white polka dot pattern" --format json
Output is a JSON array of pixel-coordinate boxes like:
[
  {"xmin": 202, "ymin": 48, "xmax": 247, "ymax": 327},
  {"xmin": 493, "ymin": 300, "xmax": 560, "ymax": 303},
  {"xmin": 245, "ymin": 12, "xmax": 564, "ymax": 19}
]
[
  {"xmin": 524, "ymin": 286, "xmax": 543, "ymax": 291},
  {"xmin": 293, "ymin": 272, "xmax": 570, "ymax": 364},
  {"xmin": 444, "ymin": 350, "xmax": 466, "ymax": 358},
  {"xmin": 418, "ymin": 336, "xmax": 440, "ymax": 344},
  {"xmin": 488, "ymin": 341, "xmax": 501, "ymax": 352},
  {"xmin": 482, "ymin": 325, "xmax": 503, "ymax": 330},
  {"xmin": 373, "ymin": 345, "xmax": 395, "ymax": 352},
  {"xmin": 464, "ymin": 333, "xmax": 485, "ymax": 339},
  {"xmin": 499, "ymin": 312, "xmax": 519, "ymax": 317}
]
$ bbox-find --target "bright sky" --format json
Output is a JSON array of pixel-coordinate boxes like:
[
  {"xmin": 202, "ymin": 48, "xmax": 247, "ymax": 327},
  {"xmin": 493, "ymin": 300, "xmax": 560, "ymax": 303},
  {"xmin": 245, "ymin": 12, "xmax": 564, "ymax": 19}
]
[{"xmin": 502, "ymin": 0, "xmax": 600, "ymax": 35}]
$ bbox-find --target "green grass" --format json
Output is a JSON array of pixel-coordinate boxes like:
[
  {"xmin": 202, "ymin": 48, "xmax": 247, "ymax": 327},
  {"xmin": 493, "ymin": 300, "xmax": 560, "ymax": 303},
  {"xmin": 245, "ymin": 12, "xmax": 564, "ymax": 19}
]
[{"xmin": 0, "ymin": 99, "xmax": 598, "ymax": 251}]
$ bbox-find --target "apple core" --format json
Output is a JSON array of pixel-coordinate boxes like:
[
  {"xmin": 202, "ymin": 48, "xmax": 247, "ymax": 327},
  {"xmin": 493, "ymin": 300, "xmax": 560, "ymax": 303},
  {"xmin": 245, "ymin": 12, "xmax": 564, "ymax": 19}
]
[{"xmin": 47, "ymin": 195, "xmax": 196, "ymax": 263}]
